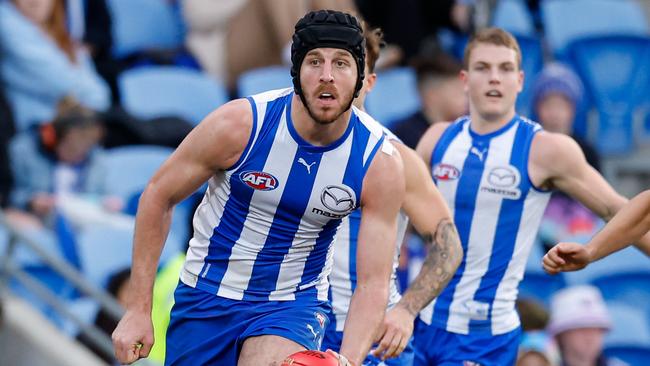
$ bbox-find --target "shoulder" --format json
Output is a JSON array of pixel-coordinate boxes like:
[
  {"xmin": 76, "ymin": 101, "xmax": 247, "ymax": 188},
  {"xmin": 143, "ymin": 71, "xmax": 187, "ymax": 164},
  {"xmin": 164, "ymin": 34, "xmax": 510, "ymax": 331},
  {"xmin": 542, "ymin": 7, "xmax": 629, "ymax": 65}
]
[
  {"xmin": 530, "ymin": 131, "xmax": 584, "ymax": 163},
  {"xmin": 530, "ymin": 130, "xmax": 587, "ymax": 179},
  {"xmin": 181, "ymin": 98, "xmax": 253, "ymax": 170},
  {"xmin": 361, "ymin": 140, "xmax": 405, "ymax": 203},
  {"xmin": 415, "ymin": 121, "xmax": 452, "ymax": 165},
  {"xmin": 201, "ymin": 98, "xmax": 253, "ymax": 140}
]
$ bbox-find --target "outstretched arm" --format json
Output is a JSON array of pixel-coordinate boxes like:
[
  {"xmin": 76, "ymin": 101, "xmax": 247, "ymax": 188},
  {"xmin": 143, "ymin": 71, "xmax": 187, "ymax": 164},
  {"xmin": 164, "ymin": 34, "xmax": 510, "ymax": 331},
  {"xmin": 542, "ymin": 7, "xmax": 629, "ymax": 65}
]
[
  {"xmin": 339, "ymin": 142, "xmax": 405, "ymax": 366},
  {"xmin": 544, "ymin": 190, "xmax": 650, "ymax": 274},
  {"xmin": 112, "ymin": 99, "xmax": 252, "ymax": 364},
  {"xmin": 371, "ymin": 142, "xmax": 462, "ymax": 360}
]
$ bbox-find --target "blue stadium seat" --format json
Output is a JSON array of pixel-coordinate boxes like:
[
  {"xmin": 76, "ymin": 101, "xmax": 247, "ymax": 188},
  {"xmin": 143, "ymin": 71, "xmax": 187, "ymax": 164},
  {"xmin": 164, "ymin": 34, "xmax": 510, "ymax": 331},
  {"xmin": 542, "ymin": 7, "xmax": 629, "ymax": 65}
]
[
  {"xmin": 104, "ymin": 145, "xmax": 174, "ymax": 201},
  {"xmin": 237, "ymin": 66, "xmax": 292, "ymax": 98},
  {"xmin": 492, "ymin": 0, "xmax": 535, "ymax": 36},
  {"xmin": 567, "ymin": 35, "xmax": 650, "ymax": 154},
  {"xmin": 605, "ymin": 303, "xmax": 650, "ymax": 347},
  {"xmin": 541, "ymin": 0, "xmax": 649, "ymax": 58},
  {"xmin": 515, "ymin": 35, "xmax": 544, "ymax": 116},
  {"xmin": 604, "ymin": 345, "xmax": 650, "ymax": 366},
  {"xmin": 77, "ymin": 225, "xmax": 134, "ymax": 287},
  {"xmin": 365, "ymin": 67, "xmax": 421, "ymax": 127},
  {"xmin": 119, "ymin": 66, "xmax": 229, "ymax": 125},
  {"xmin": 108, "ymin": 0, "xmax": 184, "ymax": 58},
  {"xmin": 591, "ymin": 272, "xmax": 650, "ymax": 313},
  {"xmin": 518, "ymin": 271, "xmax": 566, "ymax": 306}
]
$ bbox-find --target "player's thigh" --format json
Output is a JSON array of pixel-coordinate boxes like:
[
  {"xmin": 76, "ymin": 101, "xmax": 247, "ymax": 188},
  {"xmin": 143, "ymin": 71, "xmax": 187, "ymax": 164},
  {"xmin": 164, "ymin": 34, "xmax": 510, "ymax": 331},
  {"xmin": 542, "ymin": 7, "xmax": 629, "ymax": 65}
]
[{"xmin": 238, "ymin": 334, "xmax": 306, "ymax": 366}]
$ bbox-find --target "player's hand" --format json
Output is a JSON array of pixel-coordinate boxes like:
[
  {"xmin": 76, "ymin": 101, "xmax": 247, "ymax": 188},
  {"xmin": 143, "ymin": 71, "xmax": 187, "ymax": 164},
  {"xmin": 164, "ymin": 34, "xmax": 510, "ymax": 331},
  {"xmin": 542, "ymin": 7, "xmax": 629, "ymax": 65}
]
[
  {"xmin": 112, "ymin": 309, "xmax": 154, "ymax": 364},
  {"xmin": 370, "ymin": 304, "xmax": 413, "ymax": 360},
  {"xmin": 325, "ymin": 349, "xmax": 355, "ymax": 366},
  {"xmin": 543, "ymin": 242, "xmax": 592, "ymax": 274}
]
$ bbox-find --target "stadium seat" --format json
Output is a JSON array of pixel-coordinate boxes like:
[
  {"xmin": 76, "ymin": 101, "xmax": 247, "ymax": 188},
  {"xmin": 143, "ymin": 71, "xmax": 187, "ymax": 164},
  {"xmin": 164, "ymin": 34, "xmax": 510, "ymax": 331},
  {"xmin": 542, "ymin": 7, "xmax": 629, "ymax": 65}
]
[
  {"xmin": 591, "ymin": 272, "xmax": 650, "ymax": 314},
  {"xmin": 514, "ymin": 35, "xmax": 544, "ymax": 116},
  {"xmin": 77, "ymin": 225, "xmax": 134, "ymax": 287},
  {"xmin": 541, "ymin": 0, "xmax": 649, "ymax": 58},
  {"xmin": 119, "ymin": 66, "xmax": 229, "ymax": 125},
  {"xmin": 567, "ymin": 35, "xmax": 650, "ymax": 154},
  {"xmin": 492, "ymin": 0, "xmax": 536, "ymax": 36},
  {"xmin": 237, "ymin": 66, "xmax": 292, "ymax": 98},
  {"xmin": 365, "ymin": 67, "xmax": 421, "ymax": 127},
  {"xmin": 604, "ymin": 345, "xmax": 650, "ymax": 366},
  {"xmin": 518, "ymin": 271, "xmax": 566, "ymax": 306},
  {"xmin": 104, "ymin": 145, "xmax": 174, "ymax": 201},
  {"xmin": 605, "ymin": 303, "xmax": 650, "ymax": 347},
  {"xmin": 107, "ymin": 0, "xmax": 184, "ymax": 58}
]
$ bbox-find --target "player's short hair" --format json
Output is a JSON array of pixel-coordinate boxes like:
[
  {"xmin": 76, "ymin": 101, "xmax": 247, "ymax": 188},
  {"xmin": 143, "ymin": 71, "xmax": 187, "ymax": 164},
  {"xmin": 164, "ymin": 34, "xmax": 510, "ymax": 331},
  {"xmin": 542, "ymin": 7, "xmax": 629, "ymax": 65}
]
[
  {"xmin": 363, "ymin": 24, "xmax": 384, "ymax": 74},
  {"xmin": 463, "ymin": 27, "xmax": 522, "ymax": 70}
]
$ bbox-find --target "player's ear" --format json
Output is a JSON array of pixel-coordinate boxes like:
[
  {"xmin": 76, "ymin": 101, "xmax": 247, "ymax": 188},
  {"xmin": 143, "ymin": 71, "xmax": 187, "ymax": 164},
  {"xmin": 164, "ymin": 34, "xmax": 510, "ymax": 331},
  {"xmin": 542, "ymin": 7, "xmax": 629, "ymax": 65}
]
[{"xmin": 365, "ymin": 72, "xmax": 377, "ymax": 93}]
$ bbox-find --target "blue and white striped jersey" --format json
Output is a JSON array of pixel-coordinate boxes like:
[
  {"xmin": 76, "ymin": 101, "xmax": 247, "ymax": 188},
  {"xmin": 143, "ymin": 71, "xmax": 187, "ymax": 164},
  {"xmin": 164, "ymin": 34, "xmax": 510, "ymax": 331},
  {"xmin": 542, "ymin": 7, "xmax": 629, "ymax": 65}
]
[
  {"xmin": 419, "ymin": 115, "xmax": 551, "ymax": 335},
  {"xmin": 180, "ymin": 88, "xmax": 388, "ymax": 302},
  {"xmin": 328, "ymin": 111, "xmax": 408, "ymax": 331}
]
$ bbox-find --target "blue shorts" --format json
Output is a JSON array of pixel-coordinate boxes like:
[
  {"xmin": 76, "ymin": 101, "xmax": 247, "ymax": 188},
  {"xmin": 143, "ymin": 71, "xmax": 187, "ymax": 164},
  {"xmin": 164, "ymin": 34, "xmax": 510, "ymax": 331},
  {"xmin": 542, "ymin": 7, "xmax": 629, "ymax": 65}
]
[
  {"xmin": 412, "ymin": 319, "xmax": 521, "ymax": 366},
  {"xmin": 165, "ymin": 282, "xmax": 331, "ymax": 366},
  {"xmin": 322, "ymin": 326, "xmax": 415, "ymax": 366}
]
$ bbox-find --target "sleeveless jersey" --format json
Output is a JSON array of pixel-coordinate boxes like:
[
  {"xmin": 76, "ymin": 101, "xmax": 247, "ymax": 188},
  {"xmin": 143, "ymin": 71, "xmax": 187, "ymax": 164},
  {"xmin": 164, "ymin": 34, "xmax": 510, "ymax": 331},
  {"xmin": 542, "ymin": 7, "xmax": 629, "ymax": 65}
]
[
  {"xmin": 181, "ymin": 89, "xmax": 387, "ymax": 302},
  {"xmin": 328, "ymin": 109, "xmax": 408, "ymax": 331},
  {"xmin": 419, "ymin": 115, "xmax": 551, "ymax": 335}
]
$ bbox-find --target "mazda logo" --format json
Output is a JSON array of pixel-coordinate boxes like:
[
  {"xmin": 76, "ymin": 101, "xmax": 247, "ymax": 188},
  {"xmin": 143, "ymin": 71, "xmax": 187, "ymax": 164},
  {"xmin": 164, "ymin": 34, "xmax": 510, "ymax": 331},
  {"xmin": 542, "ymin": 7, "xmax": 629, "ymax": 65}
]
[{"xmin": 320, "ymin": 185, "xmax": 355, "ymax": 213}]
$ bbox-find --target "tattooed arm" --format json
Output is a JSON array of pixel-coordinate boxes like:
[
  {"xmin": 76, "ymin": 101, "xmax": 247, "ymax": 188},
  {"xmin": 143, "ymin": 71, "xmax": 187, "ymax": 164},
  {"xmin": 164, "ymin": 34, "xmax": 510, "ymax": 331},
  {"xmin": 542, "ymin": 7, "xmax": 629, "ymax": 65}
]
[{"xmin": 371, "ymin": 143, "xmax": 462, "ymax": 360}]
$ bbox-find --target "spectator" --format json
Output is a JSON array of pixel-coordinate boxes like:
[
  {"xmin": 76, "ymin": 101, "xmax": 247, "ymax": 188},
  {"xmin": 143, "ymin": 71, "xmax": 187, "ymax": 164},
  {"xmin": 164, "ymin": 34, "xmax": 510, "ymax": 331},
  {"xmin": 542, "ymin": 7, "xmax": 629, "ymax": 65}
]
[
  {"xmin": 390, "ymin": 52, "xmax": 467, "ymax": 149},
  {"xmin": 531, "ymin": 62, "xmax": 599, "ymax": 171},
  {"xmin": 532, "ymin": 63, "xmax": 602, "ymax": 252},
  {"xmin": 0, "ymin": 0, "xmax": 110, "ymax": 132},
  {"xmin": 356, "ymin": 0, "xmax": 472, "ymax": 65},
  {"xmin": 8, "ymin": 98, "xmax": 119, "ymax": 225},
  {"xmin": 548, "ymin": 286, "xmax": 627, "ymax": 366},
  {"xmin": 0, "ymin": 88, "xmax": 14, "ymax": 208},
  {"xmin": 224, "ymin": 0, "xmax": 358, "ymax": 91},
  {"xmin": 182, "ymin": 0, "xmax": 247, "ymax": 84},
  {"xmin": 77, "ymin": 268, "xmax": 131, "ymax": 365},
  {"xmin": 517, "ymin": 298, "xmax": 560, "ymax": 366}
]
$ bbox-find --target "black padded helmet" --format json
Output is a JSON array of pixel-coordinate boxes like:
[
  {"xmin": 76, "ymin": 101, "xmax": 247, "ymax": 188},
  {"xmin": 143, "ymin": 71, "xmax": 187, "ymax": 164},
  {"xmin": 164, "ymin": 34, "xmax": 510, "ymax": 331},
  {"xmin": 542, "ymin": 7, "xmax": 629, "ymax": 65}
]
[{"xmin": 290, "ymin": 10, "xmax": 366, "ymax": 100}]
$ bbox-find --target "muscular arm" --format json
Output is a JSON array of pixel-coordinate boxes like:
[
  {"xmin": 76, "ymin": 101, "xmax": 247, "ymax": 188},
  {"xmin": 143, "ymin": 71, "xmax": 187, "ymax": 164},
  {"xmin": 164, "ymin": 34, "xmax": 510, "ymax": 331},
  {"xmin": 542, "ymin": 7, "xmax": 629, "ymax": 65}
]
[
  {"xmin": 531, "ymin": 132, "xmax": 650, "ymax": 257},
  {"xmin": 395, "ymin": 144, "xmax": 461, "ymax": 315},
  {"xmin": 112, "ymin": 99, "xmax": 252, "ymax": 363},
  {"xmin": 544, "ymin": 190, "xmax": 650, "ymax": 274},
  {"xmin": 584, "ymin": 190, "xmax": 650, "ymax": 260},
  {"xmin": 371, "ymin": 137, "xmax": 462, "ymax": 360},
  {"xmin": 339, "ymin": 143, "xmax": 405, "ymax": 366}
]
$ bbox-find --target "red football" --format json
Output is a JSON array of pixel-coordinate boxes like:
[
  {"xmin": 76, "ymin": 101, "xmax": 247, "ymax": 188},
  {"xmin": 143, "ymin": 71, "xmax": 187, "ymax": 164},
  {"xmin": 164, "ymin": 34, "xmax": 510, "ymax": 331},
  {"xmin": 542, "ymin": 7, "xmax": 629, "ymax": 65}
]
[{"xmin": 280, "ymin": 350, "xmax": 339, "ymax": 366}]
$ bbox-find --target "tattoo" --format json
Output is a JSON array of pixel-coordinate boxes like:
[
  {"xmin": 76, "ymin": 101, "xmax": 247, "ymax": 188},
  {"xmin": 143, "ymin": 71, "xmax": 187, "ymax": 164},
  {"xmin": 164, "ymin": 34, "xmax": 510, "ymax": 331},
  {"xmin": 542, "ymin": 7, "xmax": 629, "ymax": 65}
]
[{"xmin": 398, "ymin": 218, "xmax": 462, "ymax": 317}]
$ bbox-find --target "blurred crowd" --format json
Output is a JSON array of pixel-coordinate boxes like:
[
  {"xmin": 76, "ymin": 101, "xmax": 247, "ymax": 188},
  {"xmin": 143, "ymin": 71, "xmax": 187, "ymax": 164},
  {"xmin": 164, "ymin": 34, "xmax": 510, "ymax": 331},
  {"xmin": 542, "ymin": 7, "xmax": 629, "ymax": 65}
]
[{"xmin": 1, "ymin": 0, "xmax": 650, "ymax": 365}]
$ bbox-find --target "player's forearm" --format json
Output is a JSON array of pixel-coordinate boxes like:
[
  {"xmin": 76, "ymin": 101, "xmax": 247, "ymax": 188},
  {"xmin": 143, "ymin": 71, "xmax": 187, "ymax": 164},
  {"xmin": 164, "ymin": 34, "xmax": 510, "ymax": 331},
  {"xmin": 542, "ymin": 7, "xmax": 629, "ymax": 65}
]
[
  {"xmin": 398, "ymin": 219, "xmax": 462, "ymax": 316},
  {"xmin": 126, "ymin": 187, "xmax": 174, "ymax": 313},
  {"xmin": 587, "ymin": 190, "xmax": 650, "ymax": 261},
  {"xmin": 340, "ymin": 284, "xmax": 389, "ymax": 365}
]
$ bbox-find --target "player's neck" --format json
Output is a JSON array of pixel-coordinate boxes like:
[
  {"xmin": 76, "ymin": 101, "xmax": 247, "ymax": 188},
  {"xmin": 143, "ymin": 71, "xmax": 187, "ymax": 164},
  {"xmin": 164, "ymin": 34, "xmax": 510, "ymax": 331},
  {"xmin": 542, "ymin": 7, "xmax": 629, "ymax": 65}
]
[
  {"xmin": 469, "ymin": 108, "xmax": 516, "ymax": 135},
  {"xmin": 291, "ymin": 95, "xmax": 352, "ymax": 146}
]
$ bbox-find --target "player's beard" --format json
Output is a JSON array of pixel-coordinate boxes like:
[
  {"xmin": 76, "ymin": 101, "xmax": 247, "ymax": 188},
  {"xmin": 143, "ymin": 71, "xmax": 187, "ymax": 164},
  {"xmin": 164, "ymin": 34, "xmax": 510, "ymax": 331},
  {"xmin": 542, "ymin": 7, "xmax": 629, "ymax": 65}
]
[{"xmin": 303, "ymin": 92, "xmax": 355, "ymax": 125}]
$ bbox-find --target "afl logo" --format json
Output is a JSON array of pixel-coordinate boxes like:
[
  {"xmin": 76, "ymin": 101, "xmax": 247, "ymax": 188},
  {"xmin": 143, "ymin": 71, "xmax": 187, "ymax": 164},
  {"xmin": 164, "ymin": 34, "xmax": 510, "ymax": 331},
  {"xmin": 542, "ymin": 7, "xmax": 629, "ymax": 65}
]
[
  {"xmin": 239, "ymin": 171, "xmax": 279, "ymax": 191},
  {"xmin": 320, "ymin": 185, "xmax": 355, "ymax": 213},
  {"xmin": 433, "ymin": 163, "xmax": 461, "ymax": 181}
]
